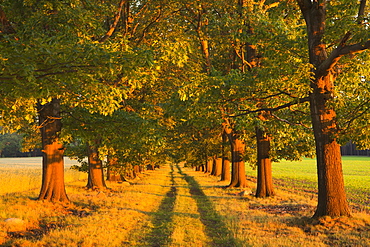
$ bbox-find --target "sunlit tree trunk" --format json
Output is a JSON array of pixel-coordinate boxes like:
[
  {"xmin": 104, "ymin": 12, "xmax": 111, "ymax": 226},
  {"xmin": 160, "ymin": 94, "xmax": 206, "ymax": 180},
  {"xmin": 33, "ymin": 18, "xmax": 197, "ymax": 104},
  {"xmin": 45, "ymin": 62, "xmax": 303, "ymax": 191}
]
[
  {"xmin": 37, "ymin": 98, "xmax": 69, "ymax": 203},
  {"xmin": 297, "ymin": 0, "xmax": 352, "ymax": 217},
  {"xmin": 204, "ymin": 157, "xmax": 213, "ymax": 174},
  {"xmin": 223, "ymin": 121, "xmax": 246, "ymax": 187},
  {"xmin": 221, "ymin": 158, "xmax": 231, "ymax": 182},
  {"xmin": 133, "ymin": 164, "xmax": 141, "ymax": 178},
  {"xmin": 87, "ymin": 143, "xmax": 106, "ymax": 190},
  {"xmin": 228, "ymin": 135, "xmax": 247, "ymax": 188},
  {"xmin": 211, "ymin": 157, "xmax": 222, "ymax": 177},
  {"xmin": 200, "ymin": 163, "xmax": 205, "ymax": 172},
  {"xmin": 255, "ymin": 128, "xmax": 275, "ymax": 198},
  {"xmin": 310, "ymin": 74, "xmax": 350, "ymax": 217}
]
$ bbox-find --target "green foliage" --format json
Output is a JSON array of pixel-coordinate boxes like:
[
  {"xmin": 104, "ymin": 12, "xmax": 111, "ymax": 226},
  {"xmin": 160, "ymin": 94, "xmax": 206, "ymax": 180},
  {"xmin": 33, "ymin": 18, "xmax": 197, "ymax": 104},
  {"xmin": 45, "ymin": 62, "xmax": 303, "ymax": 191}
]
[
  {"xmin": 0, "ymin": 0, "xmax": 368, "ymax": 167},
  {"xmin": 0, "ymin": 133, "xmax": 23, "ymax": 157}
]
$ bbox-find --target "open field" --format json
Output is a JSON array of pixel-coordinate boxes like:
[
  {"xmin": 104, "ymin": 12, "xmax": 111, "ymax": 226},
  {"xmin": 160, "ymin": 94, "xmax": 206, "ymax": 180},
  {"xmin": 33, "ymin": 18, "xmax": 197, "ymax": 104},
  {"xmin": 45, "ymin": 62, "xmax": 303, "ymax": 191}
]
[
  {"xmin": 0, "ymin": 157, "xmax": 370, "ymax": 246},
  {"xmin": 0, "ymin": 157, "xmax": 86, "ymax": 195},
  {"xmin": 245, "ymin": 156, "xmax": 370, "ymax": 212}
]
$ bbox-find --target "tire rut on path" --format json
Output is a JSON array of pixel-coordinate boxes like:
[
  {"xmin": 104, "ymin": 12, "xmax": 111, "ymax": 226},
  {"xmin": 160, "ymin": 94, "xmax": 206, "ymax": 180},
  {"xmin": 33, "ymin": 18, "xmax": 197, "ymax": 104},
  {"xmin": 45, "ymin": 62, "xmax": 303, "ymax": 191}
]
[
  {"xmin": 176, "ymin": 164, "xmax": 242, "ymax": 247},
  {"xmin": 141, "ymin": 164, "xmax": 242, "ymax": 247},
  {"xmin": 141, "ymin": 164, "xmax": 178, "ymax": 247}
]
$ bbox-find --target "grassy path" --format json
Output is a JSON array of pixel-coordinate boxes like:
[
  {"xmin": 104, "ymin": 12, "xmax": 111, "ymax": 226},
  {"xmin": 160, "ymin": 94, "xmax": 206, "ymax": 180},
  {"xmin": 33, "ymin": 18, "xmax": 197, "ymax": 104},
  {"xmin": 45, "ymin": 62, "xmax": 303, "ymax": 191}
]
[{"xmin": 138, "ymin": 164, "xmax": 240, "ymax": 247}]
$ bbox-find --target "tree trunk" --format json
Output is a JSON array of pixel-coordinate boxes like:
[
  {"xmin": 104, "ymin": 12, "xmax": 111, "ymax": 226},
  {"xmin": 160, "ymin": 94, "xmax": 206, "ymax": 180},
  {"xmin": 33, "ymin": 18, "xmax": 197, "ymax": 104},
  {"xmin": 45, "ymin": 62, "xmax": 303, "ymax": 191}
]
[
  {"xmin": 210, "ymin": 156, "xmax": 217, "ymax": 176},
  {"xmin": 310, "ymin": 74, "xmax": 350, "ymax": 217},
  {"xmin": 220, "ymin": 130, "xmax": 230, "ymax": 181},
  {"xmin": 297, "ymin": 0, "xmax": 351, "ymax": 217},
  {"xmin": 204, "ymin": 157, "xmax": 212, "ymax": 174},
  {"xmin": 228, "ymin": 136, "xmax": 247, "ymax": 188},
  {"xmin": 133, "ymin": 164, "xmax": 141, "ymax": 178},
  {"xmin": 200, "ymin": 163, "xmax": 205, "ymax": 172},
  {"xmin": 106, "ymin": 156, "xmax": 123, "ymax": 182},
  {"xmin": 87, "ymin": 144, "xmax": 107, "ymax": 190},
  {"xmin": 220, "ymin": 158, "xmax": 231, "ymax": 182},
  {"xmin": 208, "ymin": 157, "xmax": 213, "ymax": 174},
  {"xmin": 123, "ymin": 164, "xmax": 135, "ymax": 180},
  {"xmin": 255, "ymin": 128, "xmax": 275, "ymax": 198},
  {"xmin": 146, "ymin": 163, "xmax": 155, "ymax": 170},
  {"xmin": 211, "ymin": 157, "xmax": 222, "ymax": 177},
  {"xmin": 37, "ymin": 98, "xmax": 69, "ymax": 203},
  {"xmin": 200, "ymin": 39, "xmax": 211, "ymax": 74}
]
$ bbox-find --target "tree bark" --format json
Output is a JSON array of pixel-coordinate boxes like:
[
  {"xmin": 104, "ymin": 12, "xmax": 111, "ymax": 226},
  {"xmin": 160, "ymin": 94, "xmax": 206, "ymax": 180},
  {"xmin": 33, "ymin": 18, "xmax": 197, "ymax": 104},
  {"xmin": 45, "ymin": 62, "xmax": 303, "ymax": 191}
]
[
  {"xmin": 106, "ymin": 156, "xmax": 123, "ymax": 182},
  {"xmin": 133, "ymin": 164, "xmax": 141, "ymax": 178},
  {"xmin": 310, "ymin": 74, "xmax": 351, "ymax": 217},
  {"xmin": 297, "ymin": 0, "xmax": 351, "ymax": 217},
  {"xmin": 204, "ymin": 157, "xmax": 213, "ymax": 174},
  {"xmin": 220, "ymin": 158, "xmax": 231, "ymax": 182},
  {"xmin": 228, "ymin": 135, "xmax": 247, "ymax": 188},
  {"xmin": 255, "ymin": 128, "xmax": 275, "ymax": 198},
  {"xmin": 37, "ymin": 98, "xmax": 69, "ymax": 203},
  {"xmin": 86, "ymin": 143, "xmax": 107, "ymax": 190},
  {"xmin": 220, "ymin": 129, "xmax": 231, "ymax": 181},
  {"xmin": 210, "ymin": 156, "xmax": 217, "ymax": 176},
  {"xmin": 200, "ymin": 163, "xmax": 205, "ymax": 172},
  {"xmin": 211, "ymin": 157, "xmax": 222, "ymax": 177}
]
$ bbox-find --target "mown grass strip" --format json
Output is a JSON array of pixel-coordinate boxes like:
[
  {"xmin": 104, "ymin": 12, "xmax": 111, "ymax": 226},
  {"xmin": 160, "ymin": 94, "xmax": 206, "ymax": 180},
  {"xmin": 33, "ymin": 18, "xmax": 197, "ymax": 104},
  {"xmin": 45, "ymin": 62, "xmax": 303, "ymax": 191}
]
[
  {"xmin": 140, "ymin": 164, "xmax": 177, "ymax": 247},
  {"xmin": 176, "ymin": 165, "xmax": 245, "ymax": 247}
]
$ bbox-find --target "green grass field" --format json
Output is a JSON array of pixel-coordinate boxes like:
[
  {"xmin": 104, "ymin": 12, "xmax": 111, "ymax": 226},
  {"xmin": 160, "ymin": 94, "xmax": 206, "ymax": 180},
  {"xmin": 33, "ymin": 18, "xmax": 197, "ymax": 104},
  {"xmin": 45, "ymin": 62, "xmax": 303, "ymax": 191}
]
[{"xmin": 245, "ymin": 156, "xmax": 370, "ymax": 212}]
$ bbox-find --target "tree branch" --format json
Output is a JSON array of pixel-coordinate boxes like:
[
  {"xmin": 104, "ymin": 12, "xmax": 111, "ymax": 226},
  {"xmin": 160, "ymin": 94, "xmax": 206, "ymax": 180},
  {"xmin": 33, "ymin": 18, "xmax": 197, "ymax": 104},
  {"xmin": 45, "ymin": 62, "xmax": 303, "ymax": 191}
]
[
  {"xmin": 36, "ymin": 70, "xmax": 79, "ymax": 78},
  {"xmin": 296, "ymin": 0, "xmax": 312, "ymax": 19},
  {"xmin": 357, "ymin": 0, "xmax": 367, "ymax": 24},
  {"xmin": 340, "ymin": 99, "xmax": 370, "ymax": 133},
  {"xmin": 318, "ymin": 33, "xmax": 370, "ymax": 75},
  {"xmin": 99, "ymin": 0, "xmax": 127, "ymax": 43},
  {"xmin": 135, "ymin": 8, "xmax": 162, "ymax": 46},
  {"xmin": 271, "ymin": 113, "xmax": 312, "ymax": 129},
  {"xmin": 230, "ymin": 97, "xmax": 310, "ymax": 117},
  {"xmin": 317, "ymin": 0, "xmax": 368, "ymax": 74}
]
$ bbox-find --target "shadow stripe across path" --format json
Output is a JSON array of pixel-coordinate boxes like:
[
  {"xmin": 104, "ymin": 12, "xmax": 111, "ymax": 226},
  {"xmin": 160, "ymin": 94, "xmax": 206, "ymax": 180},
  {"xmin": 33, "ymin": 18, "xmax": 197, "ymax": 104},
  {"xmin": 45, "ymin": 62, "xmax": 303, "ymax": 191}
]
[
  {"xmin": 140, "ymin": 164, "xmax": 177, "ymax": 247},
  {"xmin": 176, "ymin": 164, "xmax": 243, "ymax": 247}
]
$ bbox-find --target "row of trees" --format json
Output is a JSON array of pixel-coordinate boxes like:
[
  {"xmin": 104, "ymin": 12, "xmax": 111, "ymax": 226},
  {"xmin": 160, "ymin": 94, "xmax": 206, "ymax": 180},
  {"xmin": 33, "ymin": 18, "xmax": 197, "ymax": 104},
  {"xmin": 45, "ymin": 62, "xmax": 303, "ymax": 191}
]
[
  {"xmin": 0, "ymin": 132, "xmax": 25, "ymax": 157},
  {"xmin": 1, "ymin": 0, "xmax": 369, "ymax": 218}
]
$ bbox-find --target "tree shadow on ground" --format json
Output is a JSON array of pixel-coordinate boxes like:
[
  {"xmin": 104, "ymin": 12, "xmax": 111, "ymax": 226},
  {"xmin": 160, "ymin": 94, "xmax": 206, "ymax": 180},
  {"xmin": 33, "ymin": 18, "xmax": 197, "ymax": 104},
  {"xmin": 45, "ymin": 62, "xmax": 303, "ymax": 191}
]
[
  {"xmin": 3, "ymin": 213, "xmax": 77, "ymax": 245},
  {"xmin": 139, "ymin": 164, "xmax": 177, "ymax": 247},
  {"xmin": 176, "ymin": 165, "xmax": 245, "ymax": 247},
  {"xmin": 284, "ymin": 215, "xmax": 370, "ymax": 247},
  {"xmin": 249, "ymin": 203, "xmax": 315, "ymax": 217}
]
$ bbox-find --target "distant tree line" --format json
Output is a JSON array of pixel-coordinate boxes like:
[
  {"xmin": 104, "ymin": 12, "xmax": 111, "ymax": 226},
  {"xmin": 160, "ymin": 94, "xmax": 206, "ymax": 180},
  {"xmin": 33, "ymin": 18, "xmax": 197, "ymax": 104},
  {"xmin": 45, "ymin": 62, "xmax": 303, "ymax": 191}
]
[
  {"xmin": 341, "ymin": 141, "xmax": 370, "ymax": 156},
  {"xmin": 2, "ymin": 132, "xmax": 368, "ymax": 157},
  {"xmin": 0, "ymin": 133, "xmax": 42, "ymax": 157}
]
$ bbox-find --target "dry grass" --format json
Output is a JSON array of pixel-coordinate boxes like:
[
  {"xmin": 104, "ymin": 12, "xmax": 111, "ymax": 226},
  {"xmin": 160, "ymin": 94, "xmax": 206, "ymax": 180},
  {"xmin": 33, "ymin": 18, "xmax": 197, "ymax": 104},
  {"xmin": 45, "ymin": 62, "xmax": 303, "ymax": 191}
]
[
  {"xmin": 0, "ymin": 157, "xmax": 86, "ymax": 195},
  {"xmin": 1, "ymin": 158, "xmax": 370, "ymax": 246}
]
